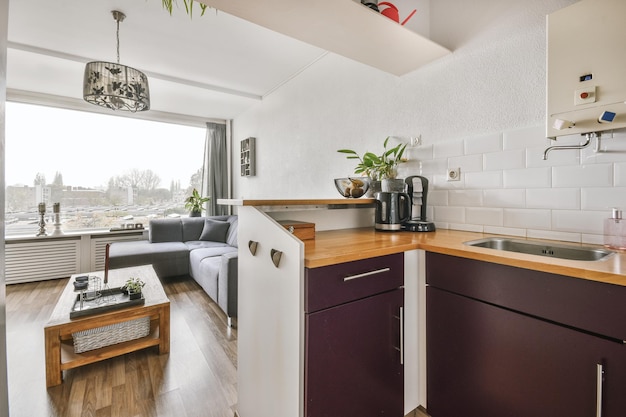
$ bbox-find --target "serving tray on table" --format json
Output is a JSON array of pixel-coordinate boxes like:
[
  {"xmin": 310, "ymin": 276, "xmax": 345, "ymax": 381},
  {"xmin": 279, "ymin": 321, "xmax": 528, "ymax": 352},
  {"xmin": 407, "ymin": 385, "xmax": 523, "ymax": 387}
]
[{"xmin": 70, "ymin": 287, "xmax": 145, "ymax": 319}]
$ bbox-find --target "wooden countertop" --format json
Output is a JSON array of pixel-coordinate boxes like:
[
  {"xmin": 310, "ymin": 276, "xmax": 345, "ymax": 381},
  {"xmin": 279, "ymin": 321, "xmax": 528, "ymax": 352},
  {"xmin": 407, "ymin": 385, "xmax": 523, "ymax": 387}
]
[
  {"xmin": 304, "ymin": 228, "xmax": 626, "ymax": 287},
  {"xmin": 218, "ymin": 198, "xmax": 374, "ymax": 207}
]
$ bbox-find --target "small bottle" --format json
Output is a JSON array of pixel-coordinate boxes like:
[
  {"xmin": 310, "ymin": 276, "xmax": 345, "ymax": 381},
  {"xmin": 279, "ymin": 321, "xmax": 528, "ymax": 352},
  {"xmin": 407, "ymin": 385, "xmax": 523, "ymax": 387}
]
[{"xmin": 604, "ymin": 208, "xmax": 626, "ymax": 250}]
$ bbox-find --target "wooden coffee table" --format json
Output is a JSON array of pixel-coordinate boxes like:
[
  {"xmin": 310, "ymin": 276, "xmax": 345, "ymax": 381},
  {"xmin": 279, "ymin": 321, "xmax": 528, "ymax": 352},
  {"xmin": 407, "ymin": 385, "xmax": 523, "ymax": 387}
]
[{"xmin": 44, "ymin": 264, "xmax": 170, "ymax": 387}]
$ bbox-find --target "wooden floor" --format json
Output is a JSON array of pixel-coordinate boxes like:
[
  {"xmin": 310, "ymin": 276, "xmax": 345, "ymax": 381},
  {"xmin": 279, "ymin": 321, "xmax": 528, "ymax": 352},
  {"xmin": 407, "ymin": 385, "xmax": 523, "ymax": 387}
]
[
  {"xmin": 6, "ymin": 275, "xmax": 429, "ymax": 417},
  {"xmin": 6, "ymin": 275, "xmax": 237, "ymax": 417}
]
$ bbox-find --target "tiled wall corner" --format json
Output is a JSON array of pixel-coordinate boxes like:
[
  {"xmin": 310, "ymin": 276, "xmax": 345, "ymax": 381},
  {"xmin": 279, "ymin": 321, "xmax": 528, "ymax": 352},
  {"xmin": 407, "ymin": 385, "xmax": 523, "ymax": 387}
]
[{"xmin": 428, "ymin": 124, "xmax": 626, "ymax": 242}]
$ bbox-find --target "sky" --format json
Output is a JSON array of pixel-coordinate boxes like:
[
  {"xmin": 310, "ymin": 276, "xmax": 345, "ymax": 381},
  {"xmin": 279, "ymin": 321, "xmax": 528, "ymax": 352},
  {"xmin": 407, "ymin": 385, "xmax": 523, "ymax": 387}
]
[{"xmin": 5, "ymin": 102, "xmax": 206, "ymax": 190}]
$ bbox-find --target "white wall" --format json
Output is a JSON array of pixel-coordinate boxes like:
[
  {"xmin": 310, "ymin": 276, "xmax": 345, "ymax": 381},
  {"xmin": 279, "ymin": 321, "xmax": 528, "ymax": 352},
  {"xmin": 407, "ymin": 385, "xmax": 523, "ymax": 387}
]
[{"xmin": 231, "ymin": 0, "xmax": 626, "ymax": 245}]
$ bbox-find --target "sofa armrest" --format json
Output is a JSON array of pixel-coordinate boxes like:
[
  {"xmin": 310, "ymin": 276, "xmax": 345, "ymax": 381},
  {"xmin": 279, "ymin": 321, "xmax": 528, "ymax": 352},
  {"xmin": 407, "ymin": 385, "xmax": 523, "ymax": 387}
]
[{"xmin": 218, "ymin": 251, "xmax": 238, "ymax": 319}]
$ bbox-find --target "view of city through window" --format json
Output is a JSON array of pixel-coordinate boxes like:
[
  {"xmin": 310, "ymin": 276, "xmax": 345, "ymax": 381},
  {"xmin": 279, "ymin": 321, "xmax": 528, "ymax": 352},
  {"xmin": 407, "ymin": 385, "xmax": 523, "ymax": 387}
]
[{"xmin": 5, "ymin": 102, "xmax": 206, "ymax": 236}]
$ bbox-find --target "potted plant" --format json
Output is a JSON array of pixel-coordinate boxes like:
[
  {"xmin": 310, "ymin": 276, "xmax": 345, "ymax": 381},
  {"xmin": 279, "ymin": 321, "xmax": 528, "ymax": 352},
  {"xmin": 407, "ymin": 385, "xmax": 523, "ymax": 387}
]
[
  {"xmin": 123, "ymin": 277, "xmax": 145, "ymax": 300},
  {"xmin": 338, "ymin": 137, "xmax": 408, "ymax": 194},
  {"xmin": 185, "ymin": 188, "xmax": 210, "ymax": 217},
  {"xmin": 378, "ymin": 137, "xmax": 407, "ymax": 192}
]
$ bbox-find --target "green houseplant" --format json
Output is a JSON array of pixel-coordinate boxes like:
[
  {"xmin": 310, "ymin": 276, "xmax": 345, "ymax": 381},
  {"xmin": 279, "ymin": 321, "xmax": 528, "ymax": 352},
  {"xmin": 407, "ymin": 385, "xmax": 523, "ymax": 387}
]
[
  {"xmin": 123, "ymin": 277, "xmax": 145, "ymax": 300},
  {"xmin": 338, "ymin": 137, "xmax": 407, "ymax": 180},
  {"xmin": 185, "ymin": 188, "xmax": 210, "ymax": 217},
  {"xmin": 376, "ymin": 137, "xmax": 408, "ymax": 180},
  {"xmin": 338, "ymin": 137, "xmax": 408, "ymax": 195}
]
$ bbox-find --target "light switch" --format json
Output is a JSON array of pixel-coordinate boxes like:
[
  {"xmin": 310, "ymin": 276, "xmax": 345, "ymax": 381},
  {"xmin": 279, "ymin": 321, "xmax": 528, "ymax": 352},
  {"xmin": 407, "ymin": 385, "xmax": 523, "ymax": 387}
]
[{"xmin": 574, "ymin": 86, "xmax": 596, "ymax": 105}]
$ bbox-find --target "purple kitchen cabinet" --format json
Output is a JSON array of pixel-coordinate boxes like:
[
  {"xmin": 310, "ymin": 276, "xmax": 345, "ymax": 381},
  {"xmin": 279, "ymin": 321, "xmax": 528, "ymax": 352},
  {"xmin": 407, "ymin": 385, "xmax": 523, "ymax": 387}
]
[
  {"xmin": 426, "ymin": 252, "xmax": 626, "ymax": 417},
  {"xmin": 305, "ymin": 253, "xmax": 405, "ymax": 417}
]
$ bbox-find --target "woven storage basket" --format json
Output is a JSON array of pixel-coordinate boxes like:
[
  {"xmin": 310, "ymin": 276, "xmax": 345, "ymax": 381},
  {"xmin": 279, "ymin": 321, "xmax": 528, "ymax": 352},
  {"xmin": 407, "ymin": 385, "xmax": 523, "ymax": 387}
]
[{"xmin": 72, "ymin": 316, "xmax": 150, "ymax": 353}]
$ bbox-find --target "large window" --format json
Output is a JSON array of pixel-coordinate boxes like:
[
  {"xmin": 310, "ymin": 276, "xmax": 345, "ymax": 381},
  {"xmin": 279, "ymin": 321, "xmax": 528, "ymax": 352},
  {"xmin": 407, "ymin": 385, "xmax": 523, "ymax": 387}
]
[{"xmin": 5, "ymin": 102, "xmax": 206, "ymax": 236}]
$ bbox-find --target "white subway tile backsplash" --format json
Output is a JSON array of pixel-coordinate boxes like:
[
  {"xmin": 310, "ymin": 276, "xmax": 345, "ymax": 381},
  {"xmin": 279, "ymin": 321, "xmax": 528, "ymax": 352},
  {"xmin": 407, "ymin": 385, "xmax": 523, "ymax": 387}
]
[
  {"xmin": 484, "ymin": 150, "xmax": 525, "ymax": 171},
  {"xmin": 615, "ymin": 162, "xmax": 626, "ymax": 186},
  {"xmin": 504, "ymin": 208, "xmax": 551, "ymax": 229},
  {"xmin": 426, "ymin": 124, "xmax": 626, "ymax": 240},
  {"xmin": 449, "ymin": 223, "xmax": 484, "ymax": 233},
  {"xmin": 428, "ymin": 189, "xmax": 448, "ymax": 206},
  {"xmin": 527, "ymin": 229, "xmax": 582, "ymax": 243},
  {"xmin": 581, "ymin": 187, "xmax": 626, "ymax": 211},
  {"xmin": 449, "ymin": 190, "xmax": 483, "ymax": 207},
  {"xmin": 464, "ymin": 133, "xmax": 502, "ymax": 155},
  {"xmin": 466, "ymin": 207, "xmax": 503, "ymax": 226},
  {"xmin": 448, "ymin": 154, "xmax": 483, "ymax": 173},
  {"xmin": 503, "ymin": 125, "xmax": 545, "ymax": 150},
  {"xmin": 581, "ymin": 233, "xmax": 604, "ymax": 245},
  {"xmin": 483, "ymin": 226, "xmax": 526, "ymax": 237},
  {"xmin": 552, "ymin": 164, "xmax": 613, "ymax": 187},
  {"xmin": 551, "ymin": 210, "xmax": 606, "ymax": 235},
  {"xmin": 483, "ymin": 189, "xmax": 525, "ymax": 208},
  {"xmin": 433, "ymin": 139, "xmax": 464, "ymax": 159},
  {"xmin": 433, "ymin": 206, "xmax": 465, "ymax": 223},
  {"xmin": 503, "ymin": 167, "xmax": 551, "ymax": 188},
  {"xmin": 419, "ymin": 158, "xmax": 447, "ymax": 176},
  {"xmin": 465, "ymin": 171, "xmax": 502, "ymax": 189},
  {"xmin": 526, "ymin": 188, "xmax": 580, "ymax": 209}
]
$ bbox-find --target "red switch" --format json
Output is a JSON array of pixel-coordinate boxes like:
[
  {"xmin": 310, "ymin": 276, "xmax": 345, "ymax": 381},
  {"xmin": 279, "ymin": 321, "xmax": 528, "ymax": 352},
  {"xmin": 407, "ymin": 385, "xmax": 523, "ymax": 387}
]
[{"xmin": 580, "ymin": 92, "xmax": 589, "ymax": 99}]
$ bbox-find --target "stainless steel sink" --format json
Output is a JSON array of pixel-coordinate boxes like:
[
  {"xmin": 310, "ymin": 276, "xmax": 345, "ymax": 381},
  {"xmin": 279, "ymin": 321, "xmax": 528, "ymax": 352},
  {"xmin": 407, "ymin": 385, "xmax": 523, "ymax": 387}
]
[{"xmin": 463, "ymin": 237, "xmax": 614, "ymax": 261}]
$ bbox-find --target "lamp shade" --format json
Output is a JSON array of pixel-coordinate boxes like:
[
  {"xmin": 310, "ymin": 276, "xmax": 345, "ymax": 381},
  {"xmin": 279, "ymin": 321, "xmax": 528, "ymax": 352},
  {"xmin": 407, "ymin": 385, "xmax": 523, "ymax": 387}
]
[{"xmin": 83, "ymin": 61, "xmax": 150, "ymax": 112}]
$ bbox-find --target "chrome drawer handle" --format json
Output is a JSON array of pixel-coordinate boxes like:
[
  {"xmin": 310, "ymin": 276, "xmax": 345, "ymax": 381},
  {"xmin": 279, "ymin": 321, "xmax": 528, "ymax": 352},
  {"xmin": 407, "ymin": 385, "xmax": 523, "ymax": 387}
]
[
  {"xmin": 343, "ymin": 267, "xmax": 390, "ymax": 282},
  {"xmin": 597, "ymin": 363, "xmax": 604, "ymax": 417},
  {"xmin": 399, "ymin": 306, "xmax": 404, "ymax": 365}
]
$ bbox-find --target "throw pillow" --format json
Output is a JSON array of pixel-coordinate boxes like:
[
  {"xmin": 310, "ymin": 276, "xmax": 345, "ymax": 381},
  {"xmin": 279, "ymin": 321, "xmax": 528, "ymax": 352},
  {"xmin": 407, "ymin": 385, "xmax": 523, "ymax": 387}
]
[{"xmin": 199, "ymin": 219, "xmax": 230, "ymax": 242}]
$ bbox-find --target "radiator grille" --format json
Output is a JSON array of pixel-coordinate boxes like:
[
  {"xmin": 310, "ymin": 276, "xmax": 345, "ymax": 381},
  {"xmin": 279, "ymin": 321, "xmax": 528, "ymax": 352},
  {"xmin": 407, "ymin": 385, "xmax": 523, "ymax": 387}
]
[
  {"xmin": 5, "ymin": 238, "xmax": 81, "ymax": 284},
  {"xmin": 91, "ymin": 234, "xmax": 145, "ymax": 271}
]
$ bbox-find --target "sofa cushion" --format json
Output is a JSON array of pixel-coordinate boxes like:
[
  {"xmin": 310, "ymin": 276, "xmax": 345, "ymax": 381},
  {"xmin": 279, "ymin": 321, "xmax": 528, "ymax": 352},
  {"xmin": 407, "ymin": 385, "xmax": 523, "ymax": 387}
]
[
  {"xmin": 109, "ymin": 240, "xmax": 190, "ymax": 277},
  {"xmin": 226, "ymin": 217, "xmax": 238, "ymax": 248},
  {"xmin": 181, "ymin": 217, "xmax": 207, "ymax": 242},
  {"xmin": 149, "ymin": 218, "xmax": 183, "ymax": 243},
  {"xmin": 192, "ymin": 256, "xmax": 220, "ymax": 302},
  {"xmin": 184, "ymin": 241, "xmax": 230, "ymax": 251},
  {"xmin": 199, "ymin": 219, "xmax": 230, "ymax": 242},
  {"xmin": 189, "ymin": 246, "xmax": 238, "ymax": 279}
]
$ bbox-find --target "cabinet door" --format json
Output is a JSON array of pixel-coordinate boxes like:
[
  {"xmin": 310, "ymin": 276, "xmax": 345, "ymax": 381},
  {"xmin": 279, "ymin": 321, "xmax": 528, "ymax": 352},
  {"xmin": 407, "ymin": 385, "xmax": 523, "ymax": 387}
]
[
  {"xmin": 427, "ymin": 287, "xmax": 626, "ymax": 417},
  {"xmin": 305, "ymin": 288, "xmax": 404, "ymax": 417}
]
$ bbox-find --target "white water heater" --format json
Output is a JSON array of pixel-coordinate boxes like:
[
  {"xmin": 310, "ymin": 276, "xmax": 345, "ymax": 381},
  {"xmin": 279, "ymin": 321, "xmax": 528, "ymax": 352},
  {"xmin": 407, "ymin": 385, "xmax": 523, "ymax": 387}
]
[{"xmin": 546, "ymin": 0, "xmax": 626, "ymax": 138}]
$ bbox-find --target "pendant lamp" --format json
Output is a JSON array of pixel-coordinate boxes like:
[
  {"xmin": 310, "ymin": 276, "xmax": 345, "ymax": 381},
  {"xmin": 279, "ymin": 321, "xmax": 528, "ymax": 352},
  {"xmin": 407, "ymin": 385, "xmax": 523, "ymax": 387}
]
[{"xmin": 83, "ymin": 10, "xmax": 150, "ymax": 112}]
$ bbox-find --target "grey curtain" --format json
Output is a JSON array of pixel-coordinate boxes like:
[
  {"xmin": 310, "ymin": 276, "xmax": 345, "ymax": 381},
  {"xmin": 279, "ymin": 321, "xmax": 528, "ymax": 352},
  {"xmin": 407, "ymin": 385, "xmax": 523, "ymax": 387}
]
[{"xmin": 202, "ymin": 122, "xmax": 228, "ymax": 216}]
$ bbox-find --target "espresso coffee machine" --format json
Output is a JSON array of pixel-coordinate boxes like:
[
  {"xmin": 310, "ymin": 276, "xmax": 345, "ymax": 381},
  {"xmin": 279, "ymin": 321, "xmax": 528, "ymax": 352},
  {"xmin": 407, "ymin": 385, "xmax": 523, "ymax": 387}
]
[{"xmin": 403, "ymin": 175, "xmax": 436, "ymax": 232}]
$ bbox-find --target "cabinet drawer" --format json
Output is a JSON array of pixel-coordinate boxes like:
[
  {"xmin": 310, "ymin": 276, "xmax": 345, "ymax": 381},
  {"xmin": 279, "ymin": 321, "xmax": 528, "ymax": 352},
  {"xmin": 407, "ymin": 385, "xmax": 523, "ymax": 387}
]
[
  {"xmin": 427, "ymin": 252, "xmax": 626, "ymax": 342},
  {"xmin": 305, "ymin": 253, "xmax": 403, "ymax": 313}
]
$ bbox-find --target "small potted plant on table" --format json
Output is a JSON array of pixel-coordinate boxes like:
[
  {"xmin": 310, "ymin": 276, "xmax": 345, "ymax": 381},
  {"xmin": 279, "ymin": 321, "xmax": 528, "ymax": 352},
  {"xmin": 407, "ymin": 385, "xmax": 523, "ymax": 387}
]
[{"xmin": 123, "ymin": 277, "xmax": 145, "ymax": 300}]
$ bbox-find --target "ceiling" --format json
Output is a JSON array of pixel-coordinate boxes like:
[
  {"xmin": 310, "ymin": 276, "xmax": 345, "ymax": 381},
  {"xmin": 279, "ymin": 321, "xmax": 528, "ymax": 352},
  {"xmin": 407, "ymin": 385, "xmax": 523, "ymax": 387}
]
[{"xmin": 6, "ymin": 0, "xmax": 327, "ymax": 122}]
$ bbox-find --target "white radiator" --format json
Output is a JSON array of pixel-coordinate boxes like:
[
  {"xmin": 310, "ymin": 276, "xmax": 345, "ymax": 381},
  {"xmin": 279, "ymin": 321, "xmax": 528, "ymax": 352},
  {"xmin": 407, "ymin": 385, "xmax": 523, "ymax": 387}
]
[
  {"xmin": 5, "ymin": 238, "xmax": 81, "ymax": 284},
  {"xmin": 91, "ymin": 234, "xmax": 145, "ymax": 271}
]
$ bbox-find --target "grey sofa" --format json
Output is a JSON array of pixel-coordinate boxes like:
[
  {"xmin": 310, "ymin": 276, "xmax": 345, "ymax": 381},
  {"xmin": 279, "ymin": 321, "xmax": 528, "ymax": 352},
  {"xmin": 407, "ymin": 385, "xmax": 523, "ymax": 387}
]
[{"xmin": 108, "ymin": 215, "xmax": 238, "ymax": 326}]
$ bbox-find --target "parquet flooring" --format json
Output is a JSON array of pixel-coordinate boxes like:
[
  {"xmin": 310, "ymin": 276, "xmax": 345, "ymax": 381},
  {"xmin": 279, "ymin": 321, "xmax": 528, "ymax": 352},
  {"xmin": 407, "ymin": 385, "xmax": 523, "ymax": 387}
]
[{"xmin": 6, "ymin": 275, "xmax": 428, "ymax": 417}]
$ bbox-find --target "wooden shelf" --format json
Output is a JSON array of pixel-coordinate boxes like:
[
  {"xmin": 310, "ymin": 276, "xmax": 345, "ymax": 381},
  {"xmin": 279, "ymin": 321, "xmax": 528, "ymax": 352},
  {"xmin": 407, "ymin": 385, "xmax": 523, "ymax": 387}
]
[
  {"xmin": 201, "ymin": 0, "xmax": 450, "ymax": 76},
  {"xmin": 218, "ymin": 198, "xmax": 375, "ymax": 208}
]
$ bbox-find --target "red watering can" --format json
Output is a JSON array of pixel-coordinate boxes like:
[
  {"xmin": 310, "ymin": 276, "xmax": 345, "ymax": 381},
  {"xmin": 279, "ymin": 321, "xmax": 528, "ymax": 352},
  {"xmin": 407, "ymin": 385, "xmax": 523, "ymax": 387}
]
[{"xmin": 378, "ymin": 2, "xmax": 417, "ymax": 26}]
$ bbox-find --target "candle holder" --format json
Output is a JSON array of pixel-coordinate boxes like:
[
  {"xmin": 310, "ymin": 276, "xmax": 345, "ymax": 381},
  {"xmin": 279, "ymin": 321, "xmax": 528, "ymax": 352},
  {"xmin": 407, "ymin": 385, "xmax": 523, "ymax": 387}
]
[
  {"xmin": 36, "ymin": 203, "xmax": 47, "ymax": 237},
  {"xmin": 50, "ymin": 203, "xmax": 64, "ymax": 236}
]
